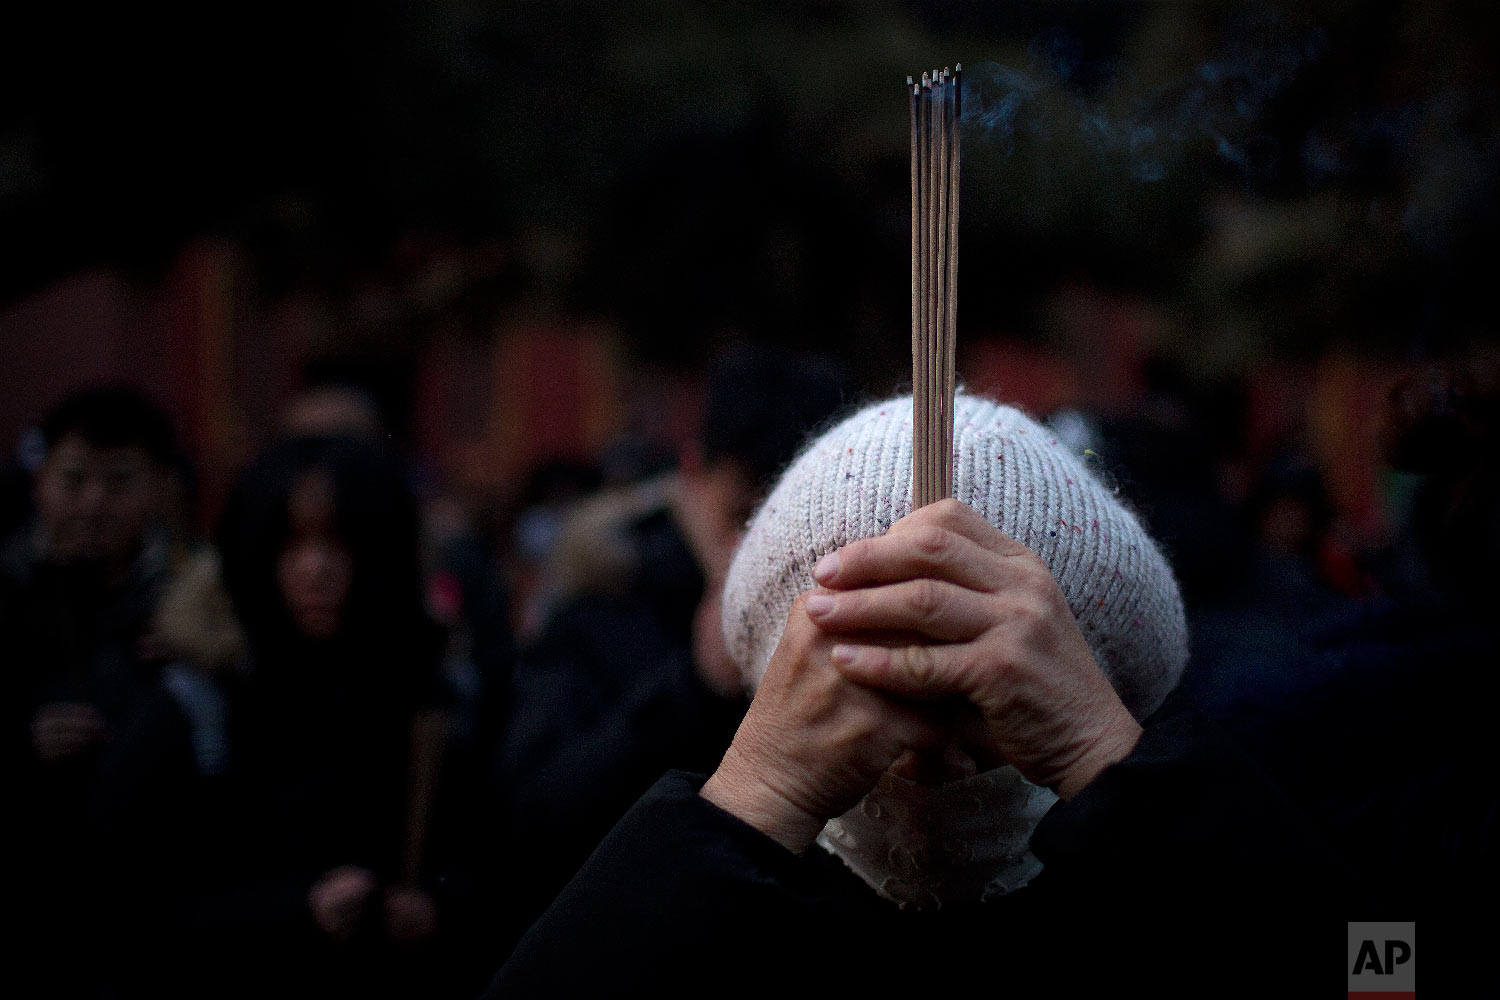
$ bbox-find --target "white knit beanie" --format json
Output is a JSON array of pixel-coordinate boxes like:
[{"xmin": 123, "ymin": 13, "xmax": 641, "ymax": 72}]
[{"xmin": 721, "ymin": 392, "xmax": 1189, "ymax": 906}]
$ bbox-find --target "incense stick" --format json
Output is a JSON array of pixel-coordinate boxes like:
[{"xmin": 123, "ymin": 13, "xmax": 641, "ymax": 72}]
[
  {"xmin": 914, "ymin": 74, "xmax": 928, "ymax": 510},
  {"xmin": 908, "ymin": 74, "xmax": 920, "ymax": 499},
  {"xmin": 934, "ymin": 68, "xmax": 950, "ymax": 502},
  {"xmin": 945, "ymin": 66, "xmax": 961, "ymax": 499},
  {"xmin": 909, "ymin": 65, "xmax": 960, "ymax": 507}
]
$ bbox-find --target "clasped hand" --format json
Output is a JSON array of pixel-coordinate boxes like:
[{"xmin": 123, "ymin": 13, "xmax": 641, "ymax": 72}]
[{"xmin": 702, "ymin": 499, "xmax": 1142, "ymax": 854}]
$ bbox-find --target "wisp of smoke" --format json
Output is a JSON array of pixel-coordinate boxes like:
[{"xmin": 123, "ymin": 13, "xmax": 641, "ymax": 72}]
[{"xmin": 960, "ymin": 23, "xmax": 1327, "ymax": 186}]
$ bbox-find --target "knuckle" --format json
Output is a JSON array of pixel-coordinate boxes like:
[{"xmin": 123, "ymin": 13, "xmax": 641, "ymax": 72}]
[
  {"xmin": 934, "ymin": 498, "xmax": 982, "ymax": 533},
  {"xmin": 1016, "ymin": 560, "xmax": 1061, "ymax": 602},
  {"xmin": 1015, "ymin": 548, "xmax": 1050, "ymax": 580},
  {"xmin": 1011, "ymin": 592, "xmax": 1051, "ymax": 632},
  {"xmin": 986, "ymin": 643, "xmax": 1020, "ymax": 688},
  {"xmin": 911, "ymin": 578, "xmax": 943, "ymax": 623},
  {"xmin": 913, "ymin": 524, "xmax": 949, "ymax": 560},
  {"xmin": 1009, "ymin": 587, "xmax": 1043, "ymax": 621},
  {"xmin": 1015, "ymin": 597, "xmax": 1061, "ymax": 652},
  {"xmin": 954, "ymin": 641, "xmax": 989, "ymax": 685},
  {"xmin": 905, "ymin": 643, "xmax": 938, "ymax": 688},
  {"xmin": 850, "ymin": 697, "xmax": 889, "ymax": 742},
  {"xmin": 932, "ymin": 497, "xmax": 967, "ymax": 522},
  {"xmin": 949, "ymin": 640, "xmax": 1006, "ymax": 706}
]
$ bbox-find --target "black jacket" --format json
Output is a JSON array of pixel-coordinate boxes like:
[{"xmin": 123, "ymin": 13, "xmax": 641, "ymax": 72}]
[{"xmin": 487, "ymin": 693, "xmax": 1369, "ymax": 997}]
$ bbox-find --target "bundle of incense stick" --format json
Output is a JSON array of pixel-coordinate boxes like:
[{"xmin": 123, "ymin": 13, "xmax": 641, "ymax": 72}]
[{"xmin": 909, "ymin": 66, "xmax": 960, "ymax": 508}]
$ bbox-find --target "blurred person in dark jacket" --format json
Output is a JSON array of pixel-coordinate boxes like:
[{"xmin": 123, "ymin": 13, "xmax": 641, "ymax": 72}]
[
  {"xmin": 3, "ymin": 385, "xmax": 178, "ymax": 998},
  {"xmin": 486, "ymin": 344, "xmax": 850, "ymax": 959},
  {"xmin": 133, "ymin": 436, "xmax": 457, "ymax": 999}
]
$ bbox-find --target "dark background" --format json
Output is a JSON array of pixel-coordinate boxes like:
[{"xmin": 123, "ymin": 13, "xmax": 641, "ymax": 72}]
[{"xmin": 2, "ymin": 0, "xmax": 1495, "ymax": 537}]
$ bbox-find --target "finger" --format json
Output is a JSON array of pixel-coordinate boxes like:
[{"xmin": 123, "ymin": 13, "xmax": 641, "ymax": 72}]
[
  {"xmin": 812, "ymin": 523, "xmax": 1003, "ymax": 592},
  {"xmin": 805, "ymin": 579, "xmax": 996, "ymax": 641},
  {"xmin": 821, "ymin": 669, "xmax": 952, "ymax": 759},
  {"xmin": 782, "ymin": 594, "xmax": 821, "ymax": 636},
  {"xmin": 893, "ymin": 498, "xmax": 1033, "ymax": 559},
  {"xmin": 831, "ymin": 642, "xmax": 971, "ymax": 701}
]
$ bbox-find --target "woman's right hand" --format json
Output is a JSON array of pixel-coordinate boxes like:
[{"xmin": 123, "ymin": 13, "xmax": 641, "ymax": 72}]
[{"xmin": 700, "ymin": 596, "xmax": 949, "ymax": 854}]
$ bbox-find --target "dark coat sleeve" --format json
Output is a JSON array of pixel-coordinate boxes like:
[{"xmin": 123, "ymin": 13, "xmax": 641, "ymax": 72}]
[
  {"xmin": 488, "ymin": 594, "xmax": 746, "ymax": 951},
  {"xmin": 1023, "ymin": 694, "xmax": 1371, "ymax": 992},
  {"xmin": 486, "ymin": 696, "xmax": 1371, "ymax": 996},
  {"xmin": 484, "ymin": 770, "xmax": 852, "ymax": 996},
  {"xmin": 1032, "ymin": 693, "xmax": 1367, "ymax": 902}
]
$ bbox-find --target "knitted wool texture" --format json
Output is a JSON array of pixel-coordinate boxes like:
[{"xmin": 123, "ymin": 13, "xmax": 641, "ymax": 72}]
[
  {"xmin": 721, "ymin": 394, "xmax": 1190, "ymax": 905},
  {"xmin": 724, "ymin": 393, "xmax": 1187, "ymax": 715}
]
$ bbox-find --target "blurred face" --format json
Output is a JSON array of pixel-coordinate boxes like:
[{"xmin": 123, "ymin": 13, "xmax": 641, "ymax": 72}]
[
  {"xmin": 276, "ymin": 472, "xmax": 353, "ymax": 639},
  {"xmin": 676, "ymin": 458, "xmax": 756, "ymax": 579},
  {"xmin": 34, "ymin": 435, "xmax": 162, "ymax": 567}
]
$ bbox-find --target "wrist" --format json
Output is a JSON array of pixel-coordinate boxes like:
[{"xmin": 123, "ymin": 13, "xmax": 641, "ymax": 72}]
[
  {"xmin": 1053, "ymin": 710, "xmax": 1143, "ymax": 800},
  {"xmin": 700, "ymin": 749, "xmax": 827, "ymax": 854}
]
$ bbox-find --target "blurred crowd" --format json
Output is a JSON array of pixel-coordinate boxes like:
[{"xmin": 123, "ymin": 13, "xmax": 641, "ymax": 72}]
[
  {"xmin": 5, "ymin": 330, "xmax": 1496, "ymax": 996},
  {"xmin": 4, "ymin": 347, "xmax": 849, "ymax": 998},
  {"xmin": 3, "ymin": 0, "xmax": 1496, "ymax": 992}
]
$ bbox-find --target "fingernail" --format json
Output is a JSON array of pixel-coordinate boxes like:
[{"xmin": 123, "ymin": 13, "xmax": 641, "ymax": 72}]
[
  {"xmin": 830, "ymin": 644, "xmax": 858, "ymax": 665},
  {"xmin": 805, "ymin": 593, "xmax": 835, "ymax": 616},
  {"xmin": 812, "ymin": 550, "xmax": 840, "ymax": 583}
]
